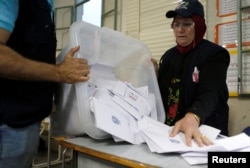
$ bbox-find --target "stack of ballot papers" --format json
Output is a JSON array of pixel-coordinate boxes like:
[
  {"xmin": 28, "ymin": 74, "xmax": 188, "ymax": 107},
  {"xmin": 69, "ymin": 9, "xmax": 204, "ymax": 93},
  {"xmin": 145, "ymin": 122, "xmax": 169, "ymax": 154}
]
[
  {"xmin": 88, "ymin": 78, "xmax": 250, "ymax": 163},
  {"xmin": 88, "ymin": 66, "xmax": 157, "ymax": 144},
  {"xmin": 138, "ymin": 116, "xmax": 250, "ymax": 165},
  {"xmin": 88, "ymin": 75, "xmax": 250, "ymax": 165}
]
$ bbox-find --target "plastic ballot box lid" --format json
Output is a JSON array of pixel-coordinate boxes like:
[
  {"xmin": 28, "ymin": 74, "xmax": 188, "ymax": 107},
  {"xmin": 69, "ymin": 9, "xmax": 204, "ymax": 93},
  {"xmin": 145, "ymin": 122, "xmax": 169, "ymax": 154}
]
[{"xmin": 51, "ymin": 21, "xmax": 165, "ymax": 139}]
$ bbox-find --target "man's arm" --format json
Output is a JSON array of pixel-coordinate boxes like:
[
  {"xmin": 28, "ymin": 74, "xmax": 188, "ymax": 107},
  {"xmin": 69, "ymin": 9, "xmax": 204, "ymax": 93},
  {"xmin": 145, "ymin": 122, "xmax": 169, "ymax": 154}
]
[{"xmin": 0, "ymin": 28, "xmax": 90, "ymax": 83}]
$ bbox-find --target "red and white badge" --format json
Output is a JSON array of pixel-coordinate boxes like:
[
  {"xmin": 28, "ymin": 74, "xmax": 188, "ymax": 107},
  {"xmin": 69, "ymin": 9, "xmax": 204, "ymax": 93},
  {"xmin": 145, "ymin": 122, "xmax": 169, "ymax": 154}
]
[{"xmin": 192, "ymin": 66, "xmax": 199, "ymax": 83}]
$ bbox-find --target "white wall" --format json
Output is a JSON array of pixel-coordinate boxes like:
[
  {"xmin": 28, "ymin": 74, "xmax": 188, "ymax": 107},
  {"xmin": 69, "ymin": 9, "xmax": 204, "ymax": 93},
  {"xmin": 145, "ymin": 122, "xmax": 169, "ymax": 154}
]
[
  {"xmin": 206, "ymin": 0, "xmax": 250, "ymax": 136},
  {"xmin": 54, "ymin": 0, "xmax": 74, "ymax": 56}
]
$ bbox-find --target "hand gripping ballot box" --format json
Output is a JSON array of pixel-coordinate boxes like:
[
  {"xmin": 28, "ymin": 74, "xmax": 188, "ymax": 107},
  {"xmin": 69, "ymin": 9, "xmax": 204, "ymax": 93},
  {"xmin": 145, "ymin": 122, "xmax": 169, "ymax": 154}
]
[{"xmin": 51, "ymin": 21, "xmax": 165, "ymax": 139}]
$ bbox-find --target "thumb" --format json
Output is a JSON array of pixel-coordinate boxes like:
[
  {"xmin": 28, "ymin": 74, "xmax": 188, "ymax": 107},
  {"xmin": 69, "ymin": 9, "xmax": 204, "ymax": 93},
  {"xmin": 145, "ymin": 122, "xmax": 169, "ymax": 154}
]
[{"xmin": 67, "ymin": 46, "xmax": 80, "ymax": 58}]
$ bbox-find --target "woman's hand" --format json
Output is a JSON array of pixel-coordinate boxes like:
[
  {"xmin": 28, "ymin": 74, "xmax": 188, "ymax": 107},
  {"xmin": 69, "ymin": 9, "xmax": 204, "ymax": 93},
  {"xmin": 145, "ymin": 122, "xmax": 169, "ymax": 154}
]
[
  {"xmin": 170, "ymin": 112, "xmax": 213, "ymax": 147},
  {"xmin": 151, "ymin": 58, "xmax": 159, "ymax": 76}
]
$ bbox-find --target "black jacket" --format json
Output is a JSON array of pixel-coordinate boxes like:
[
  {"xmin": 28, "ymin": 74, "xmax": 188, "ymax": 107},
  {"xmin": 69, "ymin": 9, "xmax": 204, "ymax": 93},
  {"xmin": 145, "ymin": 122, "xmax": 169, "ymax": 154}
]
[
  {"xmin": 0, "ymin": 0, "xmax": 57, "ymax": 128},
  {"xmin": 158, "ymin": 39, "xmax": 230, "ymax": 135}
]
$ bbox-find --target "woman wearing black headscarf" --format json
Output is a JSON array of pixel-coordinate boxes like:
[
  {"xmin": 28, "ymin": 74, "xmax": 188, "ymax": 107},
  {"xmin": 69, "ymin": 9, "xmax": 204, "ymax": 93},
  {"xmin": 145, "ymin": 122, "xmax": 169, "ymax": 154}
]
[{"xmin": 153, "ymin": 0, "xmax": 230, "ymax": 147}]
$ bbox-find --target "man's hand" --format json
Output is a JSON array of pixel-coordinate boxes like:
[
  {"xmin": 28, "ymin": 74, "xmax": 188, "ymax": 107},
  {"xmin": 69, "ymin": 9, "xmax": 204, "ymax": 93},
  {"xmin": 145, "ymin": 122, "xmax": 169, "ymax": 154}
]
[{"xmin": 57, "ymin": 46, "xmax": 90, "ymax": 83}]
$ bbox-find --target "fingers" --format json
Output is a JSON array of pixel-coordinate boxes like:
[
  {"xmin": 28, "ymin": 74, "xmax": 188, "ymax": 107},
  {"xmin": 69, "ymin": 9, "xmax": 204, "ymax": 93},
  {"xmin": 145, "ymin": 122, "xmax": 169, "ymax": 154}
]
[
  {"xmin": 74, "ymin": 65, "xmax": 90, "ymax": 82},
  {"xmin": 199, "ymin": 134, "xmax": 213, "ymax": 146},
  {"xmin": 151, "ymin": 58, "xmax": 157, "ymax": 65},
  {"xmin": 191, "ymin": 133, "xmax": 214, "ymax": 147},
  {"xmin": 171, "ymin": 119, "xmax": 213, "ymax": 147},
  {"xmin": 193, "ymin": 133, "xmax": 204, "ymax": 147},
  {"xmin": 78, "ymin": 75, "xmax": 90, "ymax": 82},
  {"xmin": 185, "ymin": 132, "xmax": 193, "ymax": 147},
  {"xmin": 170, "ymin": 123, "xmax": 180, "ymax": 137},
  {"xmin": 151, "ymin": 58, "xmax": 159, "ymax": 73},
  {"xmin": 170, "ymin": 125, "xmax": 213, "ymax": 147}
]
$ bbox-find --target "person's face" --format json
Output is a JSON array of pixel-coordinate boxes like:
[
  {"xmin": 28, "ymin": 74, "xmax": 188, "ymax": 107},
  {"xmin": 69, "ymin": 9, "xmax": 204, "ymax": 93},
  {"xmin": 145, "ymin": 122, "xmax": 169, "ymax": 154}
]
[{"xmin": 171, "ymin": 15, "xmax": 195, "ymax": 46}]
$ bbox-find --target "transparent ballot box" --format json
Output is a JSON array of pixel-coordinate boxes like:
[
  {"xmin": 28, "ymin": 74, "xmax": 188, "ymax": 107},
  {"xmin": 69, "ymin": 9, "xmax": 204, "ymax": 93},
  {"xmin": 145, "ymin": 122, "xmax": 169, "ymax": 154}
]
[{"xmin": 51, "ymin": 21, "xmax": 165, "ymax": 140}]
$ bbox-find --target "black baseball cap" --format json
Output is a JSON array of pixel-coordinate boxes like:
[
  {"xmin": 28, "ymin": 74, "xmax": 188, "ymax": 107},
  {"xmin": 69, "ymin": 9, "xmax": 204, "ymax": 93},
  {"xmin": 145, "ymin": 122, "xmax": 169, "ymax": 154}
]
[{"xmin": 166, "ymin": 0, "xmax": 204, "ymax": 18}]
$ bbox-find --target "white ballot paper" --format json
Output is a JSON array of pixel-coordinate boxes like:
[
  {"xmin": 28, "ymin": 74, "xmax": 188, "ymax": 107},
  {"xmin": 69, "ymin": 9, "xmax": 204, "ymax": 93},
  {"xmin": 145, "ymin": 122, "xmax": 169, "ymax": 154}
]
[
  {"xmin": 91, "ymin": 97, "xmax": 143, "ymax": 144},
  {"xmin": 138, "ymin": 116, "xmax": 223, "ymax": 153},
  {"xmin": 138, "ymin": 116, "xmax": 250, "ymax": 165},
  {"xmin": 181, "ymin": 133, "xmax": 250, "ymax": 165},
  {"xmin": 112, "ymin": 81, "xmax": 151, "ymax": 117}
]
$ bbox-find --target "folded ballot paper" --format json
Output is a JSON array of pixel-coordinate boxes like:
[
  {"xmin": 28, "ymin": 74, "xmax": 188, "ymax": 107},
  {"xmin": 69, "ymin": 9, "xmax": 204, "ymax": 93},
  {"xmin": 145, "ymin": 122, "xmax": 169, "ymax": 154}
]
[{"xmin": 90, "ymin": 77, "xmax": 155, "ymax": 144}]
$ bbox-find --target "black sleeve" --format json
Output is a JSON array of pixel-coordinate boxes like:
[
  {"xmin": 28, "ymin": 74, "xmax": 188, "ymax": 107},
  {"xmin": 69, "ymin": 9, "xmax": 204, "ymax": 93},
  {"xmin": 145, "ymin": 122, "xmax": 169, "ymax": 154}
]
[{"xmin": 186, "ymin": 49, "xmax": 230, "ymax": 123}]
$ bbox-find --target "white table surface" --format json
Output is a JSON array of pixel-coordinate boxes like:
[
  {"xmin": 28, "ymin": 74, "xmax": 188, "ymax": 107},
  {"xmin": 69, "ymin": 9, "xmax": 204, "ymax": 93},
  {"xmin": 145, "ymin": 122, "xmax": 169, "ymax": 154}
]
[{"xmin": 62, "ymin": 135, "xmax": 207, "ymax": 168}]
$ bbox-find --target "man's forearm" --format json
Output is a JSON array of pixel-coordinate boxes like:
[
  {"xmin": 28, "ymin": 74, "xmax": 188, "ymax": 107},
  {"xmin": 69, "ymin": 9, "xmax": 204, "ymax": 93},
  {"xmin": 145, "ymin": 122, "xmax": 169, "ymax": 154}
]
[{"xmin": 0, "ymin": 45, "xmax": 60, "ymax": 82}]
